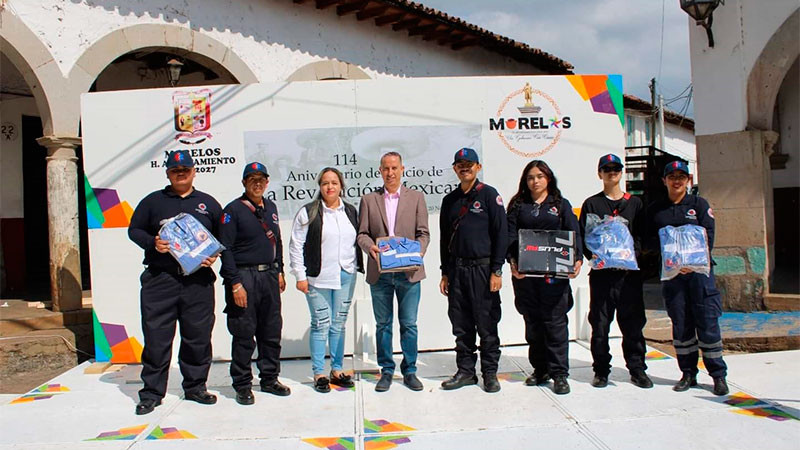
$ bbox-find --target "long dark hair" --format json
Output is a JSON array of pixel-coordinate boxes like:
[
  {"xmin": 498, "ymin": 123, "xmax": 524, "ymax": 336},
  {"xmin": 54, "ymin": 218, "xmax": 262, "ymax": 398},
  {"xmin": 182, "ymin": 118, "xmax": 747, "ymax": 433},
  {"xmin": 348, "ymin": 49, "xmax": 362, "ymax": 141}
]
[
  {"xmin": 507, "ymin": 160, "xmax": 563, "ymax": 211},
  {"xmin": 304, "ymin": 167, "xmax": 346, "ymax": 224}
]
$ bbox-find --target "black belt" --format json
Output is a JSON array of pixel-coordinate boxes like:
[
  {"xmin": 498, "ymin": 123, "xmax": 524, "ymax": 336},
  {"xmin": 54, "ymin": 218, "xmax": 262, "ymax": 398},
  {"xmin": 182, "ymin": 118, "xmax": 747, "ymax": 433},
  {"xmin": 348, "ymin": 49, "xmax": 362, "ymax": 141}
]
[
  {"xmin": 454, "ymin": 257, "xmax": 491, "ymax": 267},
  {"xmin": 237, "ymin": 262, "xmax": 279, "ymax": 272}
]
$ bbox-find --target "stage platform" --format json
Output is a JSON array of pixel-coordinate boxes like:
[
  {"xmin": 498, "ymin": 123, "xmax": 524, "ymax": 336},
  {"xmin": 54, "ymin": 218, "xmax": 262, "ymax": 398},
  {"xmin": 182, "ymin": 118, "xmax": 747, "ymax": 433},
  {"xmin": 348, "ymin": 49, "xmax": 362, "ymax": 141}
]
[{"xmin": 2, "ymin": 340, "xmax": 798, "ymax": 449}]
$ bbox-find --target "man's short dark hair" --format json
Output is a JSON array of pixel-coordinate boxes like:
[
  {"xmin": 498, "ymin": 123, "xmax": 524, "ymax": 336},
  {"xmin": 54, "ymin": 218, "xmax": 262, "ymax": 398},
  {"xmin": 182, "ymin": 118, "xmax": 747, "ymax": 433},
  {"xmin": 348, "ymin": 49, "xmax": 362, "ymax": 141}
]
[{"xmin": 380, "ymin": 151, "xmax": 403, "ymax": 167}]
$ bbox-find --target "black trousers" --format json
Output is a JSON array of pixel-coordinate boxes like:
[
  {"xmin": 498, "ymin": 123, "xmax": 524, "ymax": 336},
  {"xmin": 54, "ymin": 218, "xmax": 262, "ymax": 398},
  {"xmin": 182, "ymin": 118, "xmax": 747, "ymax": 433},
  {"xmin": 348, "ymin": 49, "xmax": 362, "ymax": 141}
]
[
  {"xmin": 588, "ymin": 269, "xmax": 647, "ymax": 376},
  {"xmin": 225, "ymin": 267, "xmax": 282, "ymax": 390},
  {"xmin": 512, "ymin": 277, "xmax": 573, "ymax": 378},
  {"xmin": 447, "ymin": 264, "xmax": 501, "ymax": 376},
  {"xmin": 139, "ymin": 268, "xmax": 215, "ymax": 402},
  {"xmin": 663, "ymin": 271, "xmax": 727, "ymax": 378}
]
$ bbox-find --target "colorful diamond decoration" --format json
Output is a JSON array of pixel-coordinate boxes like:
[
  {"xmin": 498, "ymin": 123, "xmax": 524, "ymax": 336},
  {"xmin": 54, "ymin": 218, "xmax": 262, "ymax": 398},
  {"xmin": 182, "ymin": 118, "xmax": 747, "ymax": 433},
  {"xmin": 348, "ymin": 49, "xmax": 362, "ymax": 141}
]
[
  {"xmin": 10, "ymin": 384, "xmax": 71, "ymax": 404},
  {"xmin": 147, "ymin": 426, "xmax": 197, "ymax": 440},
  {"xmin": 85, "ymin": 175, "xmax": 134, "ymax": 229},
  {"xmin": 363, "ymin": 419, "xmax": 415, "ymax": 434},
  {"xmin": 93, "ymin": 310, "xmax": 143, "ymax": 363},
  {"xmin": 725, "ymin": 392, "xmax": 799, "ymax": 422},
  {"xmin": 86, "ymin": 424, "xmax": 147, "ymax": 441},
  {"xmin": 566, "ymin": 74, "xmax": 624, "ymax": 127},
  {"xmin": 645, "ymin": 350, "xmax": 671, "ymax": 360},
  {"xmin": 496, "ymin": 372, "xmax": 527, "ymax": 383},
  {"xmin": 364, "ymin": 435, "xmax": 412, "ymax": 450},
  {"xmin": 303, "ymin": 436, "xmax": 356, "ymax": 450}
]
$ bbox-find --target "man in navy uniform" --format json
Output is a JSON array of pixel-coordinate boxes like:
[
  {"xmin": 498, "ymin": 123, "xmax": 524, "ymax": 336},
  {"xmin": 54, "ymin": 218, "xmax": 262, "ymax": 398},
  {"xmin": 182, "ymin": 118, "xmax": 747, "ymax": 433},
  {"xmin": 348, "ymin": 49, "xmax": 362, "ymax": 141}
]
[
  {"xmin": 439, "ymin": 148, "xmax": 508, "ymax": 393},
  {"xmin": 647, "ymin": 160, "xmax": 728, "ymax": 396},
  {"xmin": 128, "ymin": 149, "xmax": 223, "ymax": 415},
  {"xmin": 218, "ymin": 162, "xmax": 289, "ymax": 405},
  {"xmin": 579, "ymin": 154, "xmax": 652, "ymax": 389}
]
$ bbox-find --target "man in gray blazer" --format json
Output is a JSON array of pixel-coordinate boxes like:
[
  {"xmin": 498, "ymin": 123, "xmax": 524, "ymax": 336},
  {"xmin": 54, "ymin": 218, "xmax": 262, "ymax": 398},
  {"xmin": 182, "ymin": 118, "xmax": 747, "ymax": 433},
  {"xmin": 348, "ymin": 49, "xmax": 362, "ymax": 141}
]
[{"xmin": 357, "ymin": 152, "xmax": 430, "ymax": 392}]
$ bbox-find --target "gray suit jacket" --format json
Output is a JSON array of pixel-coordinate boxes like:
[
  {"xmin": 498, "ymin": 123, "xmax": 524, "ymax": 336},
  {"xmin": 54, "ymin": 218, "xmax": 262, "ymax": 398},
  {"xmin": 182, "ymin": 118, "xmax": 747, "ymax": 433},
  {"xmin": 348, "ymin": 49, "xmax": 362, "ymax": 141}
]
[{"xmin": 357, "ymin": 185, "xmax": 430, "ymax": 285}]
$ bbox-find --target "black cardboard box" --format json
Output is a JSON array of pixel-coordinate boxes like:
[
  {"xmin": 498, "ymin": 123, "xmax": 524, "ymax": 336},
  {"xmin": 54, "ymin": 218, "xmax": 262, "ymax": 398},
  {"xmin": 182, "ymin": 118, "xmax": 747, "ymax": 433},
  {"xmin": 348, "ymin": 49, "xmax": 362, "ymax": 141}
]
[{"xmin": 517, "ymin": 229, "xmax": 577, "ymax": 278}]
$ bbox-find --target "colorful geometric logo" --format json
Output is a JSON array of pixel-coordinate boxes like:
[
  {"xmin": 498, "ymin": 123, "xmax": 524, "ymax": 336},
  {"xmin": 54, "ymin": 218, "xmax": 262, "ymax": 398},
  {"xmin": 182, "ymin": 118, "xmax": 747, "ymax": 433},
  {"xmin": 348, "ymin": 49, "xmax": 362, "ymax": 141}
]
[
  {"xmin": 363, "ymin": 436, "xmax": 412, "ymax": 450},
  {"xmin": 10, "ymin": 384, "xmax": 71, "ymax": 404},
  {"xmin": 363, "ymin": 419, "xmax": 415, "ymax": 434},
  {"xmin": 86, "ymin": 425, "xmax": 148, "ymax": 441},
  {"xmin": 303, "ymin": 437, "xmax": 356, "ymax": 450},
  {"xmin": 645, "ymin": 350, "xmax": 671, "ymax": 360},
  {"xmin": 85, "ymin": 176, "xmax": 133, "ymax": 229},
  {"xmin": 303, "ymin": 420, "xmax": 414, "ymax": 450},
  {"xmin": 146, "ymin": 426, "xmax": 197, "ymax": 440},
  {"xmin": 726, "ymin": 392, "xmax": 799, "ymax": 422},
  {"xmin": 497, "ymin": 372, "xmax": 527, "ymax": 383},
  {"xmin": 566, "ymin": 74, "xmax": 624, "ymax": 126},
  {"xmin": 93, "ymin": 311, "xmax": 143, "ymax": 363}
]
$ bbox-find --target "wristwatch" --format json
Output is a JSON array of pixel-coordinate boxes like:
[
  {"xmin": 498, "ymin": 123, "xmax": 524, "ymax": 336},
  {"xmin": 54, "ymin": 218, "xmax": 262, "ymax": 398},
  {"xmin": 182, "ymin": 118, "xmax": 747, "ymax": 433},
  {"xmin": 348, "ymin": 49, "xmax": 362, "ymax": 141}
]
[{"xmin": 492, "ymin": 269, "xmax": 502, "ymax": 277}]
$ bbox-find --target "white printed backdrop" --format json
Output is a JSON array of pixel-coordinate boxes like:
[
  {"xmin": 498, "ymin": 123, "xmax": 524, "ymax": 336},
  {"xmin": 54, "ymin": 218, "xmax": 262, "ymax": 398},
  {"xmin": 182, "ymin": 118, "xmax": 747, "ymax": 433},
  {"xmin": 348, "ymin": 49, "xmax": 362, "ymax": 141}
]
[{"xmin": 81, "ymin": 75, "xmax": 624, "ymax": 362}]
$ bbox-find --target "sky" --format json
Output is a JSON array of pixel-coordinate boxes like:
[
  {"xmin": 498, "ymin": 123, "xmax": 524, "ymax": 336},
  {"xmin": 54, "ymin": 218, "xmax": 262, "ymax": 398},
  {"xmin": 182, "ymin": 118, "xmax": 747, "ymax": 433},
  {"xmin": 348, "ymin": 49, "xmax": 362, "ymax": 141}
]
[{"xmin": 420, "ymin": 0, "xmax": 695, "ymax": 117}]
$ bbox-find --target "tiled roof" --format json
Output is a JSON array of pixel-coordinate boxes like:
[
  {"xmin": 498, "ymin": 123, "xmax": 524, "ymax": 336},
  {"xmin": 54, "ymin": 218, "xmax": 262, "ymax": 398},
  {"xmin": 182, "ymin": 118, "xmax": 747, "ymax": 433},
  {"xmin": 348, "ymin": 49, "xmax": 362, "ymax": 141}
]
[
  {"xmin": 623, "ymin": 94, "xmax": 695, "ymax": 131},
  {"xmin": 290, "ymin": 0, "xmax": 574, "ymax": 74}
]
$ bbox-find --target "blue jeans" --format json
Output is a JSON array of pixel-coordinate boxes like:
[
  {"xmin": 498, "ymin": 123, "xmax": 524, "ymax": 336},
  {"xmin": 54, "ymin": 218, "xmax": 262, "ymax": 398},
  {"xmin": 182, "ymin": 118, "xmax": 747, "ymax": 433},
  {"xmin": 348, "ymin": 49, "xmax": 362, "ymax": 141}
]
[
  {"xmin": 305, "ymin": 270, "xmax": 357, "ymax": 375},
  {"xmin": 370, "ymin": 272, "xmax": 421, "ymax": 375}
]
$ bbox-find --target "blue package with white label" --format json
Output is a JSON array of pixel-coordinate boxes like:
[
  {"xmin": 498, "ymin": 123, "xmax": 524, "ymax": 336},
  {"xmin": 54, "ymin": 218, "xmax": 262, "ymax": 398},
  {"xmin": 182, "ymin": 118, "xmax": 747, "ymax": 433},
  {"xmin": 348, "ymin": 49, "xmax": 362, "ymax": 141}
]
[
  {"xmin": 378, "ymin": 237, "xmax": 423, "ymax": 272},
  {"xmin": 585, "ymin": 214, "xmax": 639, "ymax": 271},
  {"xmin": 159, "ymin": 213, "xmax": 225, "ymax": 275},
  {"xmin": 658, "ymin": 224, "xmax": 710, "ymax": 281}
]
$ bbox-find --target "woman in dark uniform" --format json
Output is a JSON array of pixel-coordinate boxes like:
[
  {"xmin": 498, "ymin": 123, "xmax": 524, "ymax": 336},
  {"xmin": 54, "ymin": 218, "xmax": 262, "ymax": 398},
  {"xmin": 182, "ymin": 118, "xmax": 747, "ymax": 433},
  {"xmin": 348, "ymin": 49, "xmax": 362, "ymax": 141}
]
[{"xmin": 506, "ymin": 160, "xmax": 582, "ymax": 395}]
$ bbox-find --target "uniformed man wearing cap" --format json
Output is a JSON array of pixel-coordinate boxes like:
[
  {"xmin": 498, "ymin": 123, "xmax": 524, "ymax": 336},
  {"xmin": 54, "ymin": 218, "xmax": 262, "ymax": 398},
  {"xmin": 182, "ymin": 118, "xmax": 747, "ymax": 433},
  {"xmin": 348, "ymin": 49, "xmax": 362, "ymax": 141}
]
[
  {"xmin": 647, "ymin": 160, "xmax": 728, "ymax": 396},
  {"xmin": 579, "ymin": 154, "xmax": 652, "ymax": 390},
  {"xmin": 218, "ymin": 162, "xmax": 290, "ymax": 405},
  {"xmin": 128, "ymin": 149, "xmax": 223, "ymax": 415},
  {"xmin": 439, "ymin": 148, "xmax": 508, "ymax": 393}
]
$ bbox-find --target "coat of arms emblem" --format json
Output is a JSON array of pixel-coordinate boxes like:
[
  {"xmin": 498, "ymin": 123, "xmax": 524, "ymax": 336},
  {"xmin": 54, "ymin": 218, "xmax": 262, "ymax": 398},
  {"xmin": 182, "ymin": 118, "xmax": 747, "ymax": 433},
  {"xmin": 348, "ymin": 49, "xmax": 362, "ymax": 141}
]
[{"xmin": 173, "ymin": 89, "xmax": 212, "ymax": 144}]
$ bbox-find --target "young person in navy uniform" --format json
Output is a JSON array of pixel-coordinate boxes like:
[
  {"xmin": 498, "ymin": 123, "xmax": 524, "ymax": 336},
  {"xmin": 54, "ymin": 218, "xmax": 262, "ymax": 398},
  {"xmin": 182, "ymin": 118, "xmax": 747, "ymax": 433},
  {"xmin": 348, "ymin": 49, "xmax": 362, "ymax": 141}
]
[
  {"xmin": 218, "ymin": 162, "xmax": 289, "ymax": 405},
  {"xmin": 647, "ymin": 160, "xmax": 728, "ymax": 396},
  {"xmin": 439, "ymin": 148, "xmax": 508, "ymax": 393},
  {"xmin": 579, "ymin": 154, "xmax": 652, "ymax": 389},
  {"xmin": 128, "ymin": 150, "xmax": 223, "ymax": 415},
  {"xmin": 506, "ymin": 160, "xmax": 582, "ymax": 395}
]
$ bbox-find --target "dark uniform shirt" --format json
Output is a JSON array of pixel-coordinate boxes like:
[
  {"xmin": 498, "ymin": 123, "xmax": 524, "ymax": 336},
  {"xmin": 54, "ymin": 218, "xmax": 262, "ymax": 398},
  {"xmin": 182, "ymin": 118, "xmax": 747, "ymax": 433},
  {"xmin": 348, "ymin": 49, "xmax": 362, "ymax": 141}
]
[
  {"xmin": 219, "ymin": 195, "xmax": 284, "ymax": 286},
  {"xmin": 579, "ymin": 192, "xmax": 644, "ymax": 261},
  {"xmin": 506, "ymin": 194, "xmax": 583, "ymax": 262},
  {"xmin": 646, "ymin": 193, "xmax": 715, "ymax": 253},
  {"xmin": 440, "ymin": 180, "xmax": 508, "ymax": 274},
  {"xmin": 128, "ymin": 186, "xmax": 222, "ymax": 273}
]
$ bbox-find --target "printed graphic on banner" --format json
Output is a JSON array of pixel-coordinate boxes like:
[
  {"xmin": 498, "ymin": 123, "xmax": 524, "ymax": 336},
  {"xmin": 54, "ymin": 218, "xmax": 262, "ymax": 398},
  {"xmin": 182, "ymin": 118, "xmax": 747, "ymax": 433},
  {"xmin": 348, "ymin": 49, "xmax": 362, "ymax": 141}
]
[
  {"xmin": 490, "ymin": 82, "xmax": 572, "ymax": 158},
  {"xmin": 244, "ymin": 125, "xmax": 480, "ymax": 217},
  {"xmin": 173, "ymin": 89, "xmax": 212, "ymax": 144}
]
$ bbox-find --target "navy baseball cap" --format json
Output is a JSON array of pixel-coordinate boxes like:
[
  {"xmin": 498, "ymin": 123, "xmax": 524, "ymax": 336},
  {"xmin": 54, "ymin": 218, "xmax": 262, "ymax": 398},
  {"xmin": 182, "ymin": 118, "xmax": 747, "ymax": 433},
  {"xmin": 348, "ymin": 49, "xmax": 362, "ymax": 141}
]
[
  {"xmin": 242, "ymin": 161, "xmax": 269, "ymax": 179},
  {"xmin": 598, "ymin": 153, "xmax": 624, "ymax": 170},
  {"xmin": 663, "ymin": 160, "xmax": 690, "ymax": 176},
  {"xmin": 453, "ymin": 147, "xmax": 480, "ymax": 165},
  {"xmin": 165, "ymin": 150, "xmax": 194, "ymax": 170}
]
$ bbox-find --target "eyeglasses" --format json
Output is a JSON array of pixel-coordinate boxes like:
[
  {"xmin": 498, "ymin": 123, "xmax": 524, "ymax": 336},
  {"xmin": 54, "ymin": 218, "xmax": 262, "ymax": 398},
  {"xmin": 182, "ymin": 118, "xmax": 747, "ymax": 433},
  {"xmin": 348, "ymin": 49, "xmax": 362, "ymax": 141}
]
[{"xmin": 600, "ymin": 166, "xmax": 622, "ymax": 173}]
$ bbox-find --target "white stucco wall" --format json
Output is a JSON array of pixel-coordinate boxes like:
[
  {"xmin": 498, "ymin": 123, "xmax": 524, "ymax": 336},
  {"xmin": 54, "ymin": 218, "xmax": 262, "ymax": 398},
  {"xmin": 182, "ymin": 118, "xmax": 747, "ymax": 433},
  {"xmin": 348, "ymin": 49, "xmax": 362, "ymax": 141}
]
[
  {"xmin": 0, "ymin": 96, "xmax": 38, "ymax": 219},
  {"xmin": 688, "ymin": 0, "xmax": 799, "ymax": 136},
  {"xmin": 10, "ymin": 0, "xmax": 545, "ymax": 85}
]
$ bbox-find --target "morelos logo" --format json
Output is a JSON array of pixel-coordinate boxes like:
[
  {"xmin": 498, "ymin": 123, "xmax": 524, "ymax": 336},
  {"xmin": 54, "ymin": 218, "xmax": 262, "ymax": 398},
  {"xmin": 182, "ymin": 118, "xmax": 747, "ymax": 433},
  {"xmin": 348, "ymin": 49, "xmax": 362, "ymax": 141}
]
[
  {"xmin": 490, "ymin": 82, "xmax": 572, "ymax": 157},
  {"xmin": 173, "ymin": 89, "xmax": 213, "ymax": 144}
]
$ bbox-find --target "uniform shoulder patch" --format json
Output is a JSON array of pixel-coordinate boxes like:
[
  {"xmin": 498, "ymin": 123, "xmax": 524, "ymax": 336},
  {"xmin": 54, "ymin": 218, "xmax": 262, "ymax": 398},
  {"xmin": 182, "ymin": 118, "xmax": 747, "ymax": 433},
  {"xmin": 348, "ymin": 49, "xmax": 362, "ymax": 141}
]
[
  {"xmin": 707, "ymin": 207, "xmax": 714, "ymax": 218},
  {"xmin": 221, "ymin": 212, "xmax": 231, "ymax": 224},
  {"xmin": 496, "ymin": 195, "xmax": 503, "ymax": 206}
]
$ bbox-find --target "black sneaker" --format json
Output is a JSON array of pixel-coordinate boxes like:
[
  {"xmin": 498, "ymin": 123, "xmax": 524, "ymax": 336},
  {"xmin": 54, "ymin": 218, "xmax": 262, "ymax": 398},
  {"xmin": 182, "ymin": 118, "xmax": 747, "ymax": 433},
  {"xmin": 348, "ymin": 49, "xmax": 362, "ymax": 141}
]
[
  {"xmin": 403, "ymin": 374, "xmax": 424, "ymax": 391},
  {"xmin": 314, "ymin": 377, "xmax": 331, "ymax": 393},
  {"xmin": 673, "ymin": 373, "xmax": 698, "ymax": 392},
  {"xmin": 630, "ymin": 371, "xmax": 654, "ymax": 389},
  {"xmin": 184, "ymin": 390, "xmax": 217, "ymax": 405},
  {"xmin": 483, "ymin": 373, "xmax": 501, "ymax": 393},
  {"xmin": 712, "ymin": 377, "xmax": 729, "ymax": 396},
  {"xmin": 591, "ymin": 374, "xmax": 608, "ymax": 388},
  {"xmin": 441, "ymin": 372, "xmax": 478, "ymax": 390},
  {"xmin": 553, "ymin": 376, "xmax": 570, "ymax": 395},
  {"xmin": 375, "ymin": 373, "xmax": 393, "ymax": 392},
  {"xmin": 260, "ymin": 380, "xmax": 291, "ymax": 396},
  {"xmin": 235, "ymin": 388, "xmax": 255, "ymax": 405},
  {"xmin": 135, "ymin": 398, "xmax": 161, "ymax": 415},
  {"xmin": 524, "ymin": 371, "xmax": 550, "ymax": 386}
]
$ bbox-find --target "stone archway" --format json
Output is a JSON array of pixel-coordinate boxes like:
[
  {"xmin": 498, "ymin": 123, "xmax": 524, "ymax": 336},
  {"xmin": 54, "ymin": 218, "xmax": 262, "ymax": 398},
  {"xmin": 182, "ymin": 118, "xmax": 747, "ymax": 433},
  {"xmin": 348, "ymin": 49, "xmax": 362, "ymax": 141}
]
[
  {"xmin": 746, "ymin": 8, "xmax": 799, "ymax": 131},
  {"xmin": 287, "ymin": 59, "xmax": 371, "ymax": 82}
]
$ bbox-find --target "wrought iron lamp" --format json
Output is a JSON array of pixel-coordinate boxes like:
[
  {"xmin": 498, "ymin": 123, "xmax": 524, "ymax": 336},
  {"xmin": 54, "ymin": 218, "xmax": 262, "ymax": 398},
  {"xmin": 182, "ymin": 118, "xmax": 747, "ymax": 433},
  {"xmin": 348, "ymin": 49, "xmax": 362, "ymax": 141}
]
[
  {"xmin": 680, "ymin": 0, "xmax": 724, "ymax": 48},
  {"xmin": 166, "ymin": 58, "xmax": 184, "ymax": 87}
]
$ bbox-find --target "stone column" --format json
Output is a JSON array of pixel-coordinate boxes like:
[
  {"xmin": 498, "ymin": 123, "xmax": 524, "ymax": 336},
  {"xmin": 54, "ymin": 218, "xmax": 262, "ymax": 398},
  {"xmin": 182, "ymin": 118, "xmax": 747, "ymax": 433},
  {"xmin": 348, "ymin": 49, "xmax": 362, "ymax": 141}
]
[
  {"xmin": 35, "ymin": 136, "xmax": 83, "ymax": 312},
  {"xmin": 696, "ymin": 129, "xmax": 778, "ymax": 311}
]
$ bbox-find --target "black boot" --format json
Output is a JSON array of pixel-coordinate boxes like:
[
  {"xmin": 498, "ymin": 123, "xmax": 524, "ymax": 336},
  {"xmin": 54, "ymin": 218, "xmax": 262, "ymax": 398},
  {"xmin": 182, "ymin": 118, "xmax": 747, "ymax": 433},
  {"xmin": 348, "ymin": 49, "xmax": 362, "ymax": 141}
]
[{"xmin": 673, "ymin": 373, "xmax": 697, "ymax": 392}]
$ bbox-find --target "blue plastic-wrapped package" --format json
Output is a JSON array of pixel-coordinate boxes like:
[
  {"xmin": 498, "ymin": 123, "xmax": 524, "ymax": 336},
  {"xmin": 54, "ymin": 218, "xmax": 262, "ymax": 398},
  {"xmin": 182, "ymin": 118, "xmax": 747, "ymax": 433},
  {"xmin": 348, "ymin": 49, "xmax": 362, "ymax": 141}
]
[
  {"xmin": 377, "ymin": 237, "xmax": 423, "ymax": 272},
  {"xmin": 158, "ymin": 213, "xmax": 225, "ymax": 275},
  {"xmin": 658, "ymin": 224, "xmax": 710, "ymax": 280},
  {"xmin": 584, "ymin": 214, "xmax": 639, "ymax": 270}
]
